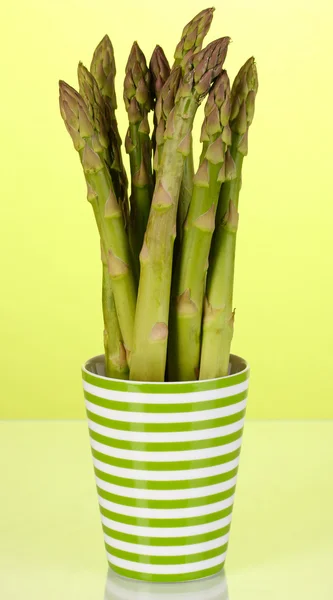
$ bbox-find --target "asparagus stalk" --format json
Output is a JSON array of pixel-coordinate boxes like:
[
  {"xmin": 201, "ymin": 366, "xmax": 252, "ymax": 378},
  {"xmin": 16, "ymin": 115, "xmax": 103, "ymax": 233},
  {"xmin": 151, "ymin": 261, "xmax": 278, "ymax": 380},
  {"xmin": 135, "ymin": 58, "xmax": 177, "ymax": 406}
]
[
  {"xmin": 130, "ymin": 37, "xmax": 230, "ymax": 381},
  {"xmin": 87, "ymin": 176, "xmax": 129, "ymax": 378},
  {"xmin": 124, "ymin": 43, "xmax": 154, "ymax": 267},
  {"xmin": 173, "ymin": 7, "xmax": 215, "ymax": 240},
  {"xmin": 59, "ymin": 81, "xmax": 137, "ymax": 359},
  {"xmin": 91, "ymin": 35, "xmax": 129, "ymax": 229},
  {"xmin": 100, "ymin": 241, "xmax": 129, "ymax": 379},
  {"xmin": 169, "ymin": 71, "xmax": 234, "ymax": 381},
  {"xmin": 150, "ymin": 45, "xmax": 171, "ymax": 156},
  {"xmin": 200, "ymin": 57, "xmax": 258, "ymax": 379},
  {"xmin": 176, "ymin": 152, "xmax": 194, "ymax": 245}
]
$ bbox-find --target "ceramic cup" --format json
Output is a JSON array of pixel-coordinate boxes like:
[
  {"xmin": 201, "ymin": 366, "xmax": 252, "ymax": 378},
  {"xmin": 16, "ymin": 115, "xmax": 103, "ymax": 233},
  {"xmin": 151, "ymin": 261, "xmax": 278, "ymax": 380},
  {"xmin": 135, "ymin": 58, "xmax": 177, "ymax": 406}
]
[{"xmin": 82, "ymin": 353, "xmax": 249, "ymax": 583}]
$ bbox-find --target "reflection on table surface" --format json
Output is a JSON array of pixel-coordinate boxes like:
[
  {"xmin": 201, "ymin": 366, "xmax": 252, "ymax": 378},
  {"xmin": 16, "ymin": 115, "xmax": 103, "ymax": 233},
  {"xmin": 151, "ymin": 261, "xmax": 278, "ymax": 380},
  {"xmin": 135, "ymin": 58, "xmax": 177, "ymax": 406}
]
[{"xmin": 104, "ymin": 568, "xmax": 229, "ymax": 599}]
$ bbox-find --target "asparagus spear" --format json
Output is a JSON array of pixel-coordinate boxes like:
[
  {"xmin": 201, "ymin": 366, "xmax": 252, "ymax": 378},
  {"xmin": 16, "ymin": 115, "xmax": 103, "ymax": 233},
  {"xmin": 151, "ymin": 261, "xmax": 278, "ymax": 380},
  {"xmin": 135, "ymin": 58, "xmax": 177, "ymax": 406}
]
[
  {"xmin": 59, "ymin": 81, "xmax": 137, "ymax": 360},
  {"xmin": 124, "ymin": 43, "xmax": 154, "ymax": 268},
  {"xmin": 200, "ymin": 57, "xmax": 258, "ymax": 379},
  {"xmin": 91, "ymin": 35, "xmax": 129, "ymax": 229},
  {"xmin": 150, "ymin": 45, "xmax": 171, "ymax": 155},
  {"xmin": 59, "ymin": 80, "xmax": 128, "ymax": 377},
  {"xmin": 173, "ymin": 7, "xmax": 215, "ymax": 240},
  {"xmin": 173, "ymin": 7, "xmax": 215, "ymax": 69},
  {"xmin": 169, "ymin": 71, "xmax": 233, "ymax": 381},
  {"xmin": 153, "ymin": 8, "xmax": 214, "ymax": 174},
  {"xmin": 130, "ymin": 37, "xmax": 230, "ymax": 381}
]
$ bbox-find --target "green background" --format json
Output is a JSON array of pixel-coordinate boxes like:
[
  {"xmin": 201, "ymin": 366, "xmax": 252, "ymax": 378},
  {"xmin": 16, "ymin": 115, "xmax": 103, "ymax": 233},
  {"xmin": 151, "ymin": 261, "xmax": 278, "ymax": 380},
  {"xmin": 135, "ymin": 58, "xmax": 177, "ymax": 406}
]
[{"xmin": 1, "ymin": 0, "xmax": 332, "ymax": 418}]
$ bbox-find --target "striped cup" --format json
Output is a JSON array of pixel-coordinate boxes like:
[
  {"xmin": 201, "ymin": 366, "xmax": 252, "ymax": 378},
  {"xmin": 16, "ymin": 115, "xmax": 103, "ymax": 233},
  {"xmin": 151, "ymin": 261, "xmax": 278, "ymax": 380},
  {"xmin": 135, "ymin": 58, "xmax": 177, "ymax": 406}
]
[{"xmin": 82, "ymin": 353, "xmax": 249, "ymax": 583}]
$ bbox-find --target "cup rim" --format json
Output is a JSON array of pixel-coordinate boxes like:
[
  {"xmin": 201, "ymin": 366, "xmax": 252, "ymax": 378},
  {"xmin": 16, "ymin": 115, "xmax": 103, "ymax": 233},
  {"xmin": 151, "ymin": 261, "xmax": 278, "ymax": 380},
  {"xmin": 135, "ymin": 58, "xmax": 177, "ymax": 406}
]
[{"xmin": 82, "ymin": 353, "xmax": 249, "ymax": 386}]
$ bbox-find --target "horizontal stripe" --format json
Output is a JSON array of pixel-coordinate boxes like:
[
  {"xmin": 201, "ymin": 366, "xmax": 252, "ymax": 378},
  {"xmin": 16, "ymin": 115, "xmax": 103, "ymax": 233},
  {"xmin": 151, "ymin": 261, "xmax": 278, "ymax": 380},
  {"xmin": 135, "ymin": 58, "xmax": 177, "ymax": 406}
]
[
  {"xmin": 102, "ymin": 524, "xmax": 231, "ymax": 547},
  {"xmin": 83, "ymin": 379, "xmax": 249, "ymax": 405},
  {"xmin": 86, "ymin": 399, "xmax": 246, "ymax": 423},
  {"xmin": 95, "ymin": 474, "xmax": 237, "ymax": 500},
  {"xmin": 108, "ymin": 560, "xmax": 225, "ymax": 583},
  {"xmin": 104, "ymin": 532, "xmax": 229, "ymax": 556},
  {"xmin": 93, "ymin": 455, "xmax": 240, "ymax": 481},
  {"xmin": 88, "ymin": 417, "xmax": 244, "ymax": 443},
  {"xmin": 86, "ymin": 400, "xmax": 246, "ymax": 426},
  {"xmin": 98, "ymin": 493, "xmax": 234, "ymax": 519},
  {"xmin": 95, "ymin": 466, "xmax": 238, "ymax": 491},
  {"xmin": 91, "ymin": 446, "xmax": 240, "ymax": 472},
  {"xmin": 97, "ymin": 485, "xmax": 235, "ymax": 510},
  {"xmin": 101, "ymin": 512, "xmax": 232, "ymax": 537},
  {"xmin": 105, "ymin": 540, "xmax": 228, "ymax": 566},
  {"xmin": 89, "ymin": 426, "xmax": 243, "ymax": 452},
  {"xmin": 87, "ymin": 408, "xmax": 246, "ymax": 433},
  {"xmin": 90, "ymin": 435, "xmax": 242, "ymax": 462},
  {"xmin": 84, "ymin": 389, "xmax": 247, "ymax": 415},
  {"xmin": 100, "ymin": 504, "xmax": 233, "ymax": 528},
  {"xmin": 106, "ymin": 549, "xmax": 227, "ymax": 575}
]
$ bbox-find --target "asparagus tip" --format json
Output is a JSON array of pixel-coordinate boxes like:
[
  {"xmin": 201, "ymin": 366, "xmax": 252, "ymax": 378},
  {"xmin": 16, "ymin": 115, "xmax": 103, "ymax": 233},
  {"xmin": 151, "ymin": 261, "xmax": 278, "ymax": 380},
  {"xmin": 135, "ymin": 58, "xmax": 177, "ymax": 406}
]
[{"xmin": 174, "ymin": 6, "xmax": 216, "ymax": 64}]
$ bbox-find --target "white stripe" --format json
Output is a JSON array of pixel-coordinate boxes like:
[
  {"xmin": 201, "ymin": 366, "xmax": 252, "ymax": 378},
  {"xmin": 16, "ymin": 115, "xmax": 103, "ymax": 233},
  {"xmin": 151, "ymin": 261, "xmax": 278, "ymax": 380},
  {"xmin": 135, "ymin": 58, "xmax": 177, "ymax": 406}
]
[
  {"xmin": 101, "ymin": 512, "xmax": 232, "ymax": 537},
  {"xmin": 98, "ymin": 494, "xmax": 234, "ymax": 519},
  {"xmin": 85, "ymin": 398, "xmax": 247, "ymax": 423},
  {"xmin": 88, "ymin": 417, "xmax": 244, "ymax": 443},
  {"xmin": 90, "ymin": 436, "xmax": 242, "ymax": 462},
  {"xmin": 106, "ymin": 549, "xmax": 227, "ymax": 575},
  {"xmin": 95, "ymin": 474, "xmax": 238, "ymax": 500},
  {"xmin": 104, "ymin": 532, "xmax": 229, "ymax": 556},
  {"xmin": 83, "ymin": 379, "xmax": 248, "ymax": 404},
  {"xmin": 93, "ymin": 456, "xmax": 240, "ymax": 481}
]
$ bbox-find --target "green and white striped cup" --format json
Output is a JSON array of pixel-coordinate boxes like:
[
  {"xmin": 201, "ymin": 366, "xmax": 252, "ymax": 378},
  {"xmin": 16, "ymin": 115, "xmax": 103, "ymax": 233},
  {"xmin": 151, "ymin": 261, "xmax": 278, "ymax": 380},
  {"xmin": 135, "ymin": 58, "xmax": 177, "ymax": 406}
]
[{"xmin": 82, "ymin": 353, "xmax": 249, "ymax": 583}]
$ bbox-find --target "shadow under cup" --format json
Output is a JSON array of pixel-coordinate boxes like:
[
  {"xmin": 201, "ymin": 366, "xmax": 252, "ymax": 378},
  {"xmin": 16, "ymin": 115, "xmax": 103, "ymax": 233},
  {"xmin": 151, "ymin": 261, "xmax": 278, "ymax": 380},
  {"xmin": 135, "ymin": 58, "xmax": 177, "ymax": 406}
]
[
  {"xmin": 104, "ymin": 567, "xmax": 229, "ymax": 599},
  {"xmin": 82, "ymin": 353, "xmax": 249, "ymax": 583}
]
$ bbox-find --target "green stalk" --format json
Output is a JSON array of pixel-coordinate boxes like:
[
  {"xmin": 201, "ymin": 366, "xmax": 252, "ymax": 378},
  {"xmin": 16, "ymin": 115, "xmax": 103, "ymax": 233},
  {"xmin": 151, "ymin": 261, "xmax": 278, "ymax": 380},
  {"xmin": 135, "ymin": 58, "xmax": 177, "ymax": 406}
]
[
  {"xmin": 91, "ymin": 35, "xmax": 129, "ymax": 229},
  {"xmin": 85, "ymin": 164, "xmax": 136, "ymax": 357},
  {"xmin": 100, "ymin": 241, "xmax": 129, "ymax": 379},
  {"xmin": 177, "ymin": 151, "xmax": 194, "ymax": 243},
  {"xmin": 124, "ymin": 43, "xmax": 154, "ymax": 268},
  {"xmin": 169, "ymin": 71, "xmax": 234, "ymax": 381},
  {"xmin": 130, "ymin": 38, "xmax": 230, "ymax": 381},
  {"xmin": 88, "ymin": 185, "xmax": 128, "ymax": 378},
  {"xmin": 59, "ymin": 81, "xmax": 136, "ymax": 360},
  {"xmin": 200, "ymin": 57, "xmax": 259, "ymax": 379}
]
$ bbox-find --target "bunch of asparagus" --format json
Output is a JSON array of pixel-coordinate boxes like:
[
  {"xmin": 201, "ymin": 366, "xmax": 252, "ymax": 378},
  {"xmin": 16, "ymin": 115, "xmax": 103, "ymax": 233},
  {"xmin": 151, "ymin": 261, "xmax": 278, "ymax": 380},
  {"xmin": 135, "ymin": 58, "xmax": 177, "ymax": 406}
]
[{"xmin": 59, "ymin": 7, "xmax": 258, "ymax": 382}]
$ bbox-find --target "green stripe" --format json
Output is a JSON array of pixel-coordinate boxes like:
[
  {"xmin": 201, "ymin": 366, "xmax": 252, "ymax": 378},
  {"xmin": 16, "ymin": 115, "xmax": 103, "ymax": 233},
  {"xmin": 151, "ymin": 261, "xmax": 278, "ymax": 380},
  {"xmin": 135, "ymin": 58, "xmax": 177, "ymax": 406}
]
[
  {"xmin": 89, "ymin": 426, "xmax": 243, "ymax": 452},
  {"xmin": 82, "ymin": 364, "xmax": 249, "ymax": 393},
  {"xmin": 94, "ymin": 466, "xmax": 238, "ymax": 490},
  {"xmin": 105, "ymin": 541, "xmax": 228, "ymax": 565},
  {"xmin": 108, "ymin": 561, "xmax": 225, "ymax": 582},
  {"xmin": 84, "ymin": 389, "xmax": 247, "ymax": 413},
  {"xmin": 100, "ymin": 504, "xmax": 233, "ymax": 528},
  {"xmin": 86, "ymin": 408, "xmax": 246, "ymax": 432},
  {"xmin": 102, "ymin": 524, "xmax": 231, "ymax": 547},
  {"xmin": 92, "ymin": 447, "xmax": 240, "ymax": 471},
  {"xmin": 97, "ymin": 485, "xmax": 236, "ymax": 510}
]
